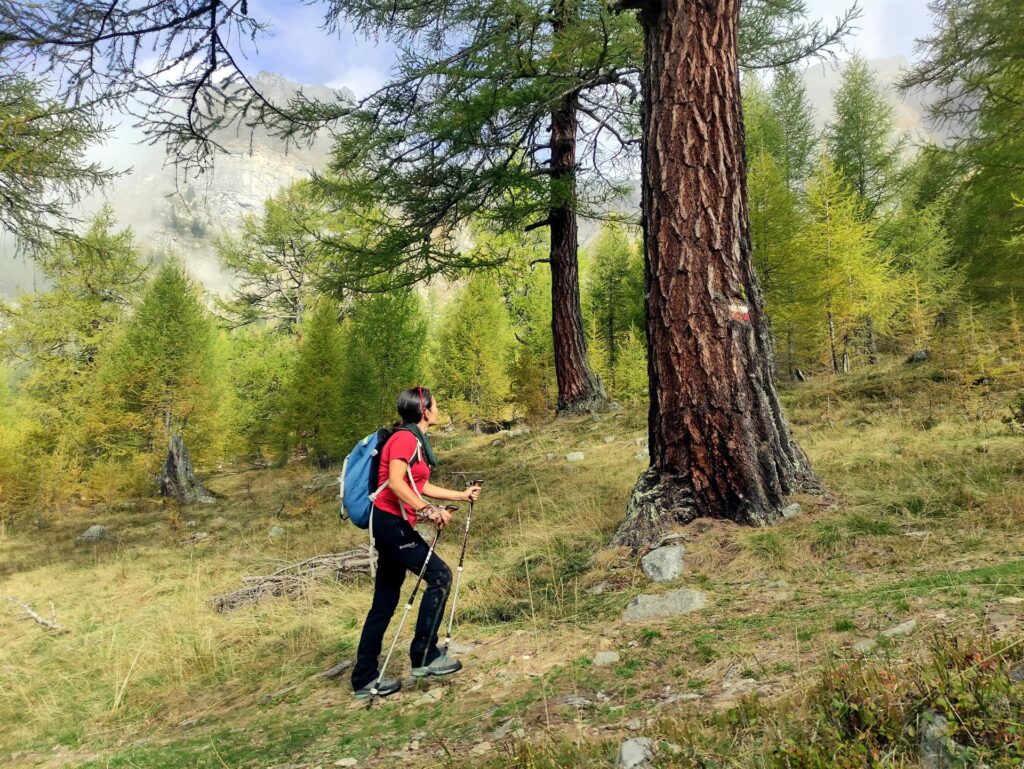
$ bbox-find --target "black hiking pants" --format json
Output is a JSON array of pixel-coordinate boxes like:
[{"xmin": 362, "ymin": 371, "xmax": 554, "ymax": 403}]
[{"xmin": 351, "ymin": 509, "xmax": 452, "ymax": 690}]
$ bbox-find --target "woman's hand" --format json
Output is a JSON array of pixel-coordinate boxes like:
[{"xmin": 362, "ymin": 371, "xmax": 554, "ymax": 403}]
[
  {"xmin": 418, "ymin": 505, "xmax": 453, "ymax": 528},
  {"xmin": 463, "ymin": 485, "xmax": 482, "ymax": 502}
]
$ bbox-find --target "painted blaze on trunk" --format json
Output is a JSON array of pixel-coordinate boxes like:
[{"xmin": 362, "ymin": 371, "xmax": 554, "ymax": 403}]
[{"xmin": 613, "ymin": 0, "xmax": 819, "ymax": 548}]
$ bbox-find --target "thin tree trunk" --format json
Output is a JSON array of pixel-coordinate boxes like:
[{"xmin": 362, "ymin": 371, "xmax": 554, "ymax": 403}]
[
  {"xmin": 614, "ymin": 0, "xmax": 819, "ymax": 549},
  {"xmin": 865, "ymin": 316, "xmax": 878, "ymax": 365},
  {"xmin": 548, "ymin": 7, "xmax": 606, "ymax": 416},
  {"xmin": 828, "ymin": 311, "xmax": 840, "ymax": 373},
  {"xmin": 842, "ymin": 330, "xmax": 851, "ymax": 373},
  {"xmin": 786, "ymin": 324, "xmax": 796, "ymax": 382}
]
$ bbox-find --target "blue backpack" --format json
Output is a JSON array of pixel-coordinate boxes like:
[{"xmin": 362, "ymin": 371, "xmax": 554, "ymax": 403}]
[{"xmin": 339, "ymin": 428, "xmax": 422, "ymax": 528}]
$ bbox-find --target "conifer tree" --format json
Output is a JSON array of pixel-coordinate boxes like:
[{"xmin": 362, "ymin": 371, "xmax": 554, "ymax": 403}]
[
  {"xmin": 0, "ymin": 207, "xmax": 147, "ymax": 450},
  {"xmin": 800, "ymin": 155, "xmax": 897, "ymax": 372},
  {"xmin": 584, "ymin": 223, "xmax": 644, "ymax": 388},
  {"xmin": 770, "ymin": 67, "xmax": 818, "ymax": 192},
  {"xmin": 225, "ymin": 330, "xmax": 294, "ymax": 461},
  {"xmin": 339, "ymin": 287, "xmax": 428, "ymax": 442},
  {"xmin": 433, "ymin": 274, "xmax": 513, "ymax": 427},
  {"xmin": 826, "ymin": 55, "xmax": 904, "ymax": 217},
  {"xmin": 216, "ymin": 181, "xmax": 335, "ymax": 336},
  {"xmin": 284, "ymin": 299, "xmax": 347, "ymax": 466},
  {"xmin": 90, "ymin": 261, "xmax": 219, "ymax": 461}
]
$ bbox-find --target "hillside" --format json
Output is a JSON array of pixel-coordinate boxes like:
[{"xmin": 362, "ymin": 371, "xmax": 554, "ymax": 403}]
[{"xmin": 2, "ymin": 354, "xmax": 1023, "ymax": 768}]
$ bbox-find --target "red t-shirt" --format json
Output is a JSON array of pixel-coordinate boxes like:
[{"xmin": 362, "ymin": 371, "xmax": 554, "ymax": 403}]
[{"xmin": 374, "ymin": 430, "xmax": 430, "ymax": 523}]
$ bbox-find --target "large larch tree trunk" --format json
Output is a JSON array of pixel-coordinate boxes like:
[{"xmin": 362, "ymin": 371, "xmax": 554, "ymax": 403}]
[
  {"xmin": 546, "ymin": 0, "xmax": 607, "ymax": 416},
  {"xmin": 613, "ymin": 0, "xmax": 819, "ymax": 548}
]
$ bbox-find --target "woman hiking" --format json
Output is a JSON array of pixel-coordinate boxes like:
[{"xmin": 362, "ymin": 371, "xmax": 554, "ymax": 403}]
[{"xmin": 351, "ymin": 386, "xmax": 482, "ymax": 699}]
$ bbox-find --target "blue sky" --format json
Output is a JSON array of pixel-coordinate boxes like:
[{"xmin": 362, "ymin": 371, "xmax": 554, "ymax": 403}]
[{"xmin": 242, "ymin": 0, "xmax": 935, "ymax": 97}]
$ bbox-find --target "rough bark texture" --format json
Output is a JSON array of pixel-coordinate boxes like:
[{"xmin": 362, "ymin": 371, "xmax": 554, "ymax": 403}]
[
  {"xmin": 614, "ymin": 0, "xmax": 819, "ymax": 549},
  {"xmin": 547, "ymin": 6, "xmax": 607, "ymax": 416},
  {"xmin": 160, "ymin": 433, "xmax": 215, "ymax": 505}
]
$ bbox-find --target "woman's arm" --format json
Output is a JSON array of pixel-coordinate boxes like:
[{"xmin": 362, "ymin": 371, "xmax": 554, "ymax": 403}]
[
  {"xmin": 388, "ymin": 459, "xmax": 428, "ymax": 511},
  {"xmin": 421, "ymin": 482, "xmax": 481, "ymax": 503}
]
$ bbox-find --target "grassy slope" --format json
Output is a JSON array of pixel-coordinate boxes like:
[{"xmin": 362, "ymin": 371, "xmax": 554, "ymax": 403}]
[{"xmin": 1, "ymin": 357, "xmax": 1023, "ymax": 768}]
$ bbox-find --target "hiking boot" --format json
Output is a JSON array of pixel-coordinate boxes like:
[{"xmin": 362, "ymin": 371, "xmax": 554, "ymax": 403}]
[
  {"xmin": 411, "ymin": 654, "xmax": 463, "ymax": 678},
  {"xmin": 353, "ymin": 676, "xmax": 401, "ymax": 699}
]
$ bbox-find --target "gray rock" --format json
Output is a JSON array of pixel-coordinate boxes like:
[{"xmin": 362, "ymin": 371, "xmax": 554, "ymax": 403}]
[
  {"xmin": 852, "ymin": 638, "xmax": 877, "ymax": 654},
  {"xmin": 882, "ymin": 619, "xmax": 917, "ymax": 637},
  {"xmin": 554, "ymin": 694, "xmax": 595, "ymax": 709},
  {"xmin": 470, "ymin": 741, "xmax": 493, "ymax": 755},
  {"xmin": 780, "ymin": 503, "xmax": 801, "ymax": 519},
  {"xmin": 507, "ymin": 427, "xmax": 531, "ymax": 438},
  {"xmin": 75, "ymin": 524, "xmax": 109, "ymax": 544},
  {"xmin": 334, "ymin": 759, "xmax": 358, "ymax": 768},
  {"xmin": 185, "ymin": 520, "xmax": 198, "ymax": 528},
  {"xmin": 490, "ymin": 717, "xmax": 522, "ymax": 740},
  {"xmin": 594, "ymin": 651, "xmax": 620, "ymax": 667},
  {"xmin": 490, "ymin": 439, "xmax": 504, "ymax": 448},
  {"xmin": 604, "ymin": 435, "xmax": 617, "ymax": 444},
  {"xmin": 623, "ymin": 589, "xmax": 708, "ymax": 622},
  {"xmin": 626, "ymin": 718, "xmax": 643, "ymax": 731},
  {"xmin": 907, "ymin": 349, "xmax": 929, "ymax": 364},
  {"xmin": 920, "ymin": 710, "xmax": 957, "ymax": 769},
  {"xmin": 586, "ymin": 581, "xmax": 611, "ymax": 595},
  {"xmin": 616, "ymin": 737, "xmax": 654, "ymax": 769},
  {"xmin": 1009, "ymin": 665, "xmax": 1024, "ymax": 684},
  {"xmin": 565, "ymin": 452, "xmax": 585, "ymax": 462},
  {"xmin": 641, "ymin": 545, "xmax": 686, "ymax": 582},
  {"xmin": 269, "ymin": 526, "xmax": 286, "ymax": 539}
]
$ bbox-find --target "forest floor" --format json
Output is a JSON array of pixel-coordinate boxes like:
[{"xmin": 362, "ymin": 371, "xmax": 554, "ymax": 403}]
[{"xmin": 2, "ymin": 355, "xmax": 1024, "ymax": 768}]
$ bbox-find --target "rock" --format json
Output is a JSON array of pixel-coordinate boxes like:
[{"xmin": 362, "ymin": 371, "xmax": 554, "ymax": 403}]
[
  {"xmin": 490, "ymin": 439, "xmax": 504, "ymax": 448},
  {"xmin": 470, "ymin": 741, "xmax": 493, "ymax": 755},
  {"xmin": 780, "ymin": 503, "xmax": 801, "ymax": 519},
  {"xmin": 641, "ymin": 545, "xmax": 686, "ymax": 582},
  {"xmin": 626, "ymin": 718, "xmax": 643, "ymax": 731},
  {"xmin": 565, "ymin": 452, "xmax": 585, "ymax": 462},
  {"xmin": 269, "ymin": 526, "xmax": 286, "ymax": 539},
  {"xmin": 623, "ymin": 589, "xmax": 708, "ymax": 622},
  {"xmin": 586, "ymin": 581, "xmax": 611, "ymax": 595},
  {"xmin": 986, "ymin": 613, "xmax": 1016, "ymax": 634},
  {"xmin": 447, "ymin": 640, "xmax": 477, "ymax": 654},
  {"xmin": 186, "ymin": 520, "xmax": 198, "ymax": 528},
  {"xmin": 920, "ymin": 710, "xmax": 957, "ymax": 769},
  {"xmin": 554, "ymin": 694, "xmax": 595, "ymax": 709},
  {"xmin": 904, "ymin": 530, "xmax": 929, "ymax": 538},
  {"xmin": 1009, "ymin": 665, "xmax": 1024, "ymax": 684},
  {"xmin": 490, "ymin": 718, "xmax": 522, "ymax": 740},
  {"xmin": 544, "ymin": 452, "xmax": 556, "ymax": 461},
  {"xmin": 656, "ymin": 692, "xmax": 701, "ymax": 709},
  {"xmin": 999, "ymin": 596, "xmax": 1024, "ymax": 605},
  {"xmin": 75, "ymin": 524, "xmax": 109, "ymax": 544},
  {"xmin": 178, "ymin": 717, "xmax": 202, "ymax": 729},
  {"xmin": 907, "ymin": 349, "xmax": 929, "ymax": 364},
  {"xmin": 882, "ymin": 619, "xmax": 917, "ymax": 638},
  {"xmin": 334, "ymin": 759, "xmax": 358, "ymax": 768},
  {"xmin": 179, "ymin": 532, "xmax": 209, "ymax": 545},
  {"xmin": 594, "ymin": 651, "xmax": 620, "ymax": 667},
  {"xmin": 414, "ymin": 688, "xmax": 444, "ymax": 705},
  {"xmin": 852, "ymin": 638, "xmax": 877, "ymax": 654},
  {"xmin": 616, "ymin": 737, "xmax": 654, "ymax": 769},
  {"xmin": 320, "ymin": 660, "xmax": 353, "ymax": 679},
  {"xmin": 604, "ymin": 435, "xmax": 617, "ymax": 444},
  {"xmin": 633, "ymin": 451, "xmax": 648, "ymax": 461},
  {"xmin": 507, "ymin": 427, "xmax": 531, "ymax": 438}
]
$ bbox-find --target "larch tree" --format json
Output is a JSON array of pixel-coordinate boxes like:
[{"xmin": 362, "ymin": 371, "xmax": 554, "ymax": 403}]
[
  {"xmin": 612, "ymin": 0, "xmax": 828, "ymax": 548},
  {"xmin": 769, "ymin": 67, "xmax": 818, "ymax": 193}
]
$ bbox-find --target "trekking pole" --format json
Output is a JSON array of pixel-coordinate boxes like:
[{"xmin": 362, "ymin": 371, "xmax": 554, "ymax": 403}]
[
  {"xmin": 441, "ymin": 479, "xmax": 483, "ymax": 656},
  {"xmin": 370, "ymin": 505, "xmax": 456, "ymax": 702}
]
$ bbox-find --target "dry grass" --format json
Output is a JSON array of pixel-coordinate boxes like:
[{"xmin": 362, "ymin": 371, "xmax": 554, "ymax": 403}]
[{"xmin": 1, "ymin": 353, "xmax": 1023, "ymax": 767}]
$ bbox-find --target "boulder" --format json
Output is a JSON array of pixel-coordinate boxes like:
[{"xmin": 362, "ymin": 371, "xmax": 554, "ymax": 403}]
[
  {"xmin": 616, "ymin": 737, "xmax": 654, "ymax": 769},
  {"xmin": 565, "ymin": 452, "xmax": 585, "ymax": 462},
  {"xmin": 75, "ymin": 525, "xmax": 109, "ymax": 544},
  {"xmin": 780, "ymin": 503, "xmax": 801, "ymax": 519},
  {"xmin": 641, "ymin": 545, "xmax": 686, "ymax": 582},
  {"xmin": 907, "ymin": 350, "xmax": 929, "ymax": 364},
  {"xmin": 623, "ymin": 589, "xmax": 708, "ymax": 622},
  {"xmin": 593, "ymin": 651, "xmax": 620, "ymax": 667}
]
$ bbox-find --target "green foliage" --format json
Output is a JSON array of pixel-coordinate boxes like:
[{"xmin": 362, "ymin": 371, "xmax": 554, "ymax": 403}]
[
  {"xmin": 611, "ymin": 326, "xmax": 648, "ymax": 404},
  {"xmin": 225, "ymin": 330, "xmax": 294, "ymax": 461},
  {"xmin": 826, "ymin": 55, "xmax": 905, "ymax": 216},
  {"xmin": 0, "ymin": 207, "xmax": 147, "ymax": 453},
  {"xmin": 432, "ymin": 273, "xmax": 513, "ymax": 426},
  {"xmin": 339, "ymin": 286, "xmax": 427, "ymax": 443},
  {"xmin": 283, "ymin": 299, "xmax": 347, "ymax": 466},
  {"xmin": 583, "ymin": 222, "xmax": 643, "ymax": 393},
  {"xmin": 769, "ymin": 67, "xmax": 818, "ymax": 191},
  {"xmin": 799, "ymin": 155, "xmax": 898, "ymax": 372},
  {"xmin": 89, "ymin": 261, "xmax": 220, "ymax": 463},
  {"xmin": 216, "ymin": 181, "xmax": 334, "ymax": 333},
  {"xmin": 0, "ymin": 73, "xmax": 112, "ymax": 250}
]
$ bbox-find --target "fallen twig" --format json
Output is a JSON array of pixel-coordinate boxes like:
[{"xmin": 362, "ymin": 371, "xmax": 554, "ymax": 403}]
[
  {"xmin": 210, "ymin": 548, "xmax": 372, "ymax": 612},
  {"xmin": 5, "ymin": 596, "xmax": 69, "ymax": 634}
]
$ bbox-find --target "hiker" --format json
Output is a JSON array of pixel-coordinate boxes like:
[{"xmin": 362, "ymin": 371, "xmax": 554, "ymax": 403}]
[{"xmin": 351, "ymin": 386, "xmax": 482, "ymax": 699}]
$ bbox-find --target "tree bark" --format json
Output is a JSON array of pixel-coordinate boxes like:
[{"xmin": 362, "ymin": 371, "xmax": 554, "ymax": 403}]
[
  {"xmin": 828, "ymin": 311, "xmax": 840, "ymax": 373},
  {"xmin": 547, "ymin": 1, "xmax": 607, "ymax": 416},
  {"xmin": 161, "ymin": 433, "xmax": 215, "ymax": 505},
  {"xmin": 614, "ymin": 0, "xmax": 819, "ymax": 549}
]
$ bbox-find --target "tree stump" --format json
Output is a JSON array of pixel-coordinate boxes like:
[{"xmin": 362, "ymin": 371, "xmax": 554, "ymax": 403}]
[{"xmin": 160, "ymin": 433, "xmax": 215, "ymax": 504}]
